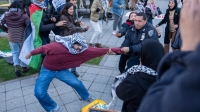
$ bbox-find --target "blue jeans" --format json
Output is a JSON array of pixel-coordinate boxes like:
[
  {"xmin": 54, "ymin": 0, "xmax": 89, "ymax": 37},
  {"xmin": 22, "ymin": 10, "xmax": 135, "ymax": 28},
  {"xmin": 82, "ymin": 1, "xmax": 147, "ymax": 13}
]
[
  {"xmin": 9, "ymin": 42, "xmax": 27, "ymax": 67},
  {"xmin": 34, "ymin": 66, "xmax": 89, "ymax": 111},
  {"xmin": 148, "ymin": 18, "xmax": 153, "ymax": 24}
]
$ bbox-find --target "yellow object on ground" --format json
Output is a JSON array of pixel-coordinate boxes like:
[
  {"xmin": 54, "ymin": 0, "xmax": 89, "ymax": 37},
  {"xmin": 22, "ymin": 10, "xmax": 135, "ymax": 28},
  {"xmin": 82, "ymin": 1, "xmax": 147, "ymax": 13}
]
[{"xmin": 82, "ymin": 99, "xmax": 108, "ymax": 112}]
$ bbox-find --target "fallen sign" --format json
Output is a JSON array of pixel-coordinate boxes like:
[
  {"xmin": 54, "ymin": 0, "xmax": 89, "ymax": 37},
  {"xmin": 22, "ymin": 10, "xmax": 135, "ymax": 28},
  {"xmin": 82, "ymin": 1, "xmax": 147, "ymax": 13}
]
[
  {"xmin": 154, "ymin": 14, "xmax": 165, "ymax": 20},
  {"xmin": 0, "ymin": 50, "xmax": 13, "ymax": 65}
]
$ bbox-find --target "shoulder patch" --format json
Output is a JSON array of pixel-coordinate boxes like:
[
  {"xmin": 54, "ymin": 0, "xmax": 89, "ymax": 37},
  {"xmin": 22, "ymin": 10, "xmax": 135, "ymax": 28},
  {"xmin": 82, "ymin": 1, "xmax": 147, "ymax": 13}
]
[{"xmin": 148, "ymin": 30, "xmax": 154, "ymax": 37}]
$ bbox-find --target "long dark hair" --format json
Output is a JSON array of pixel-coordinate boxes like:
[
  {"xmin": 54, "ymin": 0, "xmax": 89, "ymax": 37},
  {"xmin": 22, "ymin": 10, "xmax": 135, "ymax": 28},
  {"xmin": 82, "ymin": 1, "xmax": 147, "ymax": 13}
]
[
  {"xmin": 60, "ymin": 2, "xmax": 74, "ymax": 23},
  {"xmin": 168, "ymin": 0, "xmax": 178, "ymax": 11},
  {"xmin": 9, "ymin": 1, "xmax": 25, "ymax": 13}
]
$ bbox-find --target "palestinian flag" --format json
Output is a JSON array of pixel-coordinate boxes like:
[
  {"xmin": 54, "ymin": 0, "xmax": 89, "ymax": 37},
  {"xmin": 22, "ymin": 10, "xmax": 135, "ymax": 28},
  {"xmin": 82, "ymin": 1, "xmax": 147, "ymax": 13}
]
[{"xmin": 19, "ymin": 4, "xmax": 43, "ymax": 68}]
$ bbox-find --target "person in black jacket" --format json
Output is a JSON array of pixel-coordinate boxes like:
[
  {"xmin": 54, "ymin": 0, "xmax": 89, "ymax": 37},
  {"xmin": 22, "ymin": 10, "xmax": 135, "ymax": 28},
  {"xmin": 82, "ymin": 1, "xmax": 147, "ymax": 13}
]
[
  {"xmin": 32, "ymin": 0, "xmax": 67, "ymax": 63},
  {"xmin": 144, "ymin": 0, "xmax": 157, "ymax": 24},
  {"xmin": 120, "ymin": 12, "xmax": 159, "ymax": 73},
  {"xmin": 116, "ymin": 40, "xmax": 165, "ymax": 112},
  {"xmin": 171, "ymin": 0, "xmax": 185, "ymax": 50},
  {"xmin": 115, "ymin": 12, "xmax": 136, "ymax": 74},
  {"xmin": 137, "ymin": 0, "xmax": 200, "ymax": 112},
  {"xmin": 156, "ymin": 0, "xmax": 180, "ymax": 54}
]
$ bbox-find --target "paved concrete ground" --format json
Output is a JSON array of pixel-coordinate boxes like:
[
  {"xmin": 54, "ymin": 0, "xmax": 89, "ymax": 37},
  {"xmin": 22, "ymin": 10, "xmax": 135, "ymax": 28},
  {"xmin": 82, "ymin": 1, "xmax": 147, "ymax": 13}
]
[{"xmin": 0, "ymin": 0, "xmax": 172, "ymax": 111}]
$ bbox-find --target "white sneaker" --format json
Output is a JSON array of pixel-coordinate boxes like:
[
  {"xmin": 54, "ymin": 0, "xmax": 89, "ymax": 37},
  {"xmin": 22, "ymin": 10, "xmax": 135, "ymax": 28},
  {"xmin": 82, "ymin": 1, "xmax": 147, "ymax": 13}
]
[
  {"xmin": 51, "ymin": 104, "xmax": 63, "ymax": 112},
  {"xmin": 85, "ymin": 95, "xmax": 95, "ymax": 102},
  {"xmin": 112, "ymin": 31, "xmax": 117, "ymax": 35}
]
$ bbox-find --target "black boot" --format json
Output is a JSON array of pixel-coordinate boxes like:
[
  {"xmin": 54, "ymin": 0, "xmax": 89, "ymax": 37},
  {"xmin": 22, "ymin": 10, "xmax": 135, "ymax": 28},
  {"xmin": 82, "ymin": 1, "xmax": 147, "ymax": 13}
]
[
  {"xmin": 71, "ymin": 71, "xmax": 80, "ymax": 78},
  {"xmin": 15, "ymin": 66, "xmax": 22, "ymax": 77},
  {"xmin": 22, "ymin": 66, "xmax": 30, "ymax": 73}
]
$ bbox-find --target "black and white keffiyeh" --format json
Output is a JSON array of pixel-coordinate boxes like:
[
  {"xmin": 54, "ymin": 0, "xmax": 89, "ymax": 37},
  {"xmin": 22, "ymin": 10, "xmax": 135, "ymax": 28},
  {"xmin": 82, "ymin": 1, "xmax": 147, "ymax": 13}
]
[
  {"xmin": 101, "ymin": 0, "xmax": 108, "ymax": 13},
  {"xmin": 110, "ymin": 65, "xmax": 157, "ymax": 104},
  {"xmin": 55, "ymin": 33, "xmax": 88, "ymax": 54},
  {"xmin": 115, "ymin": 65, "xmax": 157, "ymax": 82},
  {"xmin": 100, "ymin": 0, "xmax": 108, "ymax": 23},
  {"xmin": 52, "ymin": 0, "xmax": 65, "ymax": 11},
  {"xmin": 33, "ymin": 0, "xmax": 46, "ymax": 9}
]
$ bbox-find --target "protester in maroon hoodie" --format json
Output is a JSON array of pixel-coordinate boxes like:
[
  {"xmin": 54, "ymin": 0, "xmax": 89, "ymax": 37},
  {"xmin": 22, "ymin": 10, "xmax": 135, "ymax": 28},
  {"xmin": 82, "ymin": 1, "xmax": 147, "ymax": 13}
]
[
  {"xmin": 1, "ymin": 1, "xmax": 30, "ymax": 77},
  {"xmin": 25, "ymin": 42, "xmax": 122, "ymax": 111}
]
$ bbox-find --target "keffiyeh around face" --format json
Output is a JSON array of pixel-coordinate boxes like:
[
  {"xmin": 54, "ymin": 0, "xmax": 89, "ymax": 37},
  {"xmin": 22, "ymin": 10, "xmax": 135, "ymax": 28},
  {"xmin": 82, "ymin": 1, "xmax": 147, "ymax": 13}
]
[{"xmin": 55, "ymin": 33, "xmax": 88, "ymax": 54}]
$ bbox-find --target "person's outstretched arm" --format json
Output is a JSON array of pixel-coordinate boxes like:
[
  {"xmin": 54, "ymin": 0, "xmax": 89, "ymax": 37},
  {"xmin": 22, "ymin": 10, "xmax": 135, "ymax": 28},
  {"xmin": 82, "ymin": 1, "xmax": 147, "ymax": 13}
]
[{"xmin": 25, "ymin": 44, "xmax": 51, "ymax": 59}]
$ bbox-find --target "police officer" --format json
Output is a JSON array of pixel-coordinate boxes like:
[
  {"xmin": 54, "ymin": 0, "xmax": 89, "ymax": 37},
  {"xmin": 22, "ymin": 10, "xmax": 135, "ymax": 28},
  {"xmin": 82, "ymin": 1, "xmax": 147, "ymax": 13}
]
[{"xmin": 119, "ymin": 12, "xmax": 159, "ymax": 73}]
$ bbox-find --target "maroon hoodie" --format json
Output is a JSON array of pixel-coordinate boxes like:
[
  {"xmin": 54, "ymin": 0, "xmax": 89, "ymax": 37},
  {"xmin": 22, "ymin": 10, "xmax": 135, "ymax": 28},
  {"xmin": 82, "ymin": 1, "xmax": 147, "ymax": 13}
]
[
  {"xmin": 30, "ymin": 42, "xmax": 122, "ymax": 70},
  {"xmin": 1, "ymin": 12, "xmax": 29, "ymax": 43}
]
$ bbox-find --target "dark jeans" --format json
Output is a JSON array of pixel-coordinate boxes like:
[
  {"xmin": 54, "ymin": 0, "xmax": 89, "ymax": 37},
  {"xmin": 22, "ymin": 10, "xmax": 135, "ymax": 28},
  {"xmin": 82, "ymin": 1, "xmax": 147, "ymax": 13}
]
[
  {"xmin": 124, "ymin": 55, "xmax": 140, "ymax": 72},
  {"xmin": 148, "ymin": 18, "xmax": 153, "ymax": 24},
  {"xmin": 118, "ymin": 54, "xmax": 131, "ymax": 74}
]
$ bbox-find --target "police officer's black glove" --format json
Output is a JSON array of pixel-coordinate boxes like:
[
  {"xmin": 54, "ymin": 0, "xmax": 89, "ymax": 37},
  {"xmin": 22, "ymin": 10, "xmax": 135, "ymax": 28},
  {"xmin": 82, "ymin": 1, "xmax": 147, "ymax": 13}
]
[{"xmin": 96, "ymin": 8, "xmax": 100, "ymax": 12}]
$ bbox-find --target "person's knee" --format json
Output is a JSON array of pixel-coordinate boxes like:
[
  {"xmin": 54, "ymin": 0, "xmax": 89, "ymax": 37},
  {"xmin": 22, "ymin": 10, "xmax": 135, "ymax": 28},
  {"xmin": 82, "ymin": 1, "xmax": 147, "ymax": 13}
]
[
  {"xmin": 95, "ymin": 31, "xmax": 101, "ymax": 35},
  {"xmin": 70, "ymin": 80, "xmax": 83, "ymax": 88},
  {"xmin": 34, "ymin": 87, "xmax": 46, "ymax": 100}
]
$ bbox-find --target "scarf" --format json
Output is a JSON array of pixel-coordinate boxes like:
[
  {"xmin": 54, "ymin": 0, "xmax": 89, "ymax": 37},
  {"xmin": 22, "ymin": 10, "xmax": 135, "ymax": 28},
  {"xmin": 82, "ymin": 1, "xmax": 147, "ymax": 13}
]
[
  {"xmin": 110, "ymin": 65, "xmax": 157, "ymax": 109},
  {"xmin": 115, "ymin": 65, "xmax": 157, "ymax": 83},
  {"xmin": 100, "ymin": 0, "xmax": 108, "ymax": 23},
  {"xmin": 9, "ymin": 8, "xmax": 22, "ymax": 12},
  {"xmin": 55, "ymin": 33, "xmax": 88, "ymax": 54},
  {"xmin": 33, "ymin": 0, "xmax": 46, "ymax": 9},
  {"xmin": 101, "ymin": 0, "xmax": 108, "ymax": 12},
  {"xmin": 52, "ymin": 0, "xmax": 65, "ymax": 11},
  {"xmin": 146, "ymin": 2, "xmax": 157, "ymax": 15}
]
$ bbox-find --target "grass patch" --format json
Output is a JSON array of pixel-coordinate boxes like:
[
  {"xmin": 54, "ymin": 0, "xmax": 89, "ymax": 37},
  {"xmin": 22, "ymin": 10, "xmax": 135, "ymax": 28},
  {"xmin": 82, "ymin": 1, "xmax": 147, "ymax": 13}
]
[
  {"xmin": 0, "ymin": 37, "xmax": 103, "ymax": 82},
  {"xmin": 85, "ymin": 56, "xmax": 103, "ymax": 65},
  {"xmin": 0, "ymin": 1, "xmax": 9, "ymax": 5},
  {"xmin": 0, "ymin": 37, "xmax": 39, "ymax": 82}
]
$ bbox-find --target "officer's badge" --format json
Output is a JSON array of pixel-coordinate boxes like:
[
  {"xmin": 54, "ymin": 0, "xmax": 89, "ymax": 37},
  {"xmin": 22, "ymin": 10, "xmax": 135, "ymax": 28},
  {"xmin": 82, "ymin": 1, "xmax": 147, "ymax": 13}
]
[
  {"xmin": 140, "ymin": 33, "xmax": 146, "ymax": 41},
  {"xmin": 148, "ymin": 30, "xmax": 154, "ymax": 37}
]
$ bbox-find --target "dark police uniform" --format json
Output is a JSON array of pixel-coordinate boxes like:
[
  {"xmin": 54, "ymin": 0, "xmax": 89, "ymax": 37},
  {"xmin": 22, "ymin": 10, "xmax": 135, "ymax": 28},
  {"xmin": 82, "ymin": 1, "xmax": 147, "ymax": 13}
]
[{"xmin": 119, "ymin": 22, "xmax": 159, "ymax": 73}]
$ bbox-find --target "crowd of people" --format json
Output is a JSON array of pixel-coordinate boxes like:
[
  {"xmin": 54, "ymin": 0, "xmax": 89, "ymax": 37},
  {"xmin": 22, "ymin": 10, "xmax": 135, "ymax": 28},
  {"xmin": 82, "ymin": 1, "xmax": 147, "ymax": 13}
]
[{"xmin": 1, "ymin": 0, "xmax": 200, "ymax": 112}]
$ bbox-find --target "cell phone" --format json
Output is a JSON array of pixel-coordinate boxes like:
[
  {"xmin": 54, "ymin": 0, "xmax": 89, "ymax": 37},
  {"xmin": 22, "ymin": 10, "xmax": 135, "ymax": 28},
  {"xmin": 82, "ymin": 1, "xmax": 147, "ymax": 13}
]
[{"xmin": 79, "ymin": 16, "xmax": 83, "ymax": 21}]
